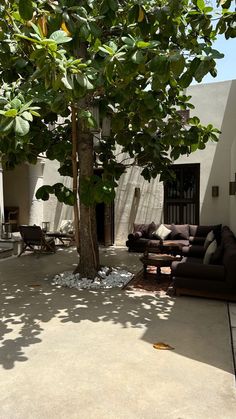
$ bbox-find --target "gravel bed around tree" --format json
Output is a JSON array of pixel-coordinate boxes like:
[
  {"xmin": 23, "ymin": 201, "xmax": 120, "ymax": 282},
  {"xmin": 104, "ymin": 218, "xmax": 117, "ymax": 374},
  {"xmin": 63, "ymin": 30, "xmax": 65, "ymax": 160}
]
[{"xmin": 51, "ymin": 266, "xmax": 134, "ymax": 290}]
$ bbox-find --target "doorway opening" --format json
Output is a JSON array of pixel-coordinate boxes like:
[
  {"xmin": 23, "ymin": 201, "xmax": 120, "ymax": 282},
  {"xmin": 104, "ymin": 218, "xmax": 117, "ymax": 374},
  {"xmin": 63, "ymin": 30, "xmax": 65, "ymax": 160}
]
[{"xmin": 94, "ymin": 169, "xmax": 114, "ymax": 246}]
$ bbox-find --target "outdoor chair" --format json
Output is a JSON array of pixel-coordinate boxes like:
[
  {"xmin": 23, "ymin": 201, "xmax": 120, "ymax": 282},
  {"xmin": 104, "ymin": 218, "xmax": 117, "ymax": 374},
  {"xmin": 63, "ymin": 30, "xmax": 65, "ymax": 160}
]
[
  {"xmin": 18, "ymin": 225, "xmax": 56, "ymax": 257},
  {"xmin": 45, "ymin": 219, "xmax": 75, "ymax": 246}
]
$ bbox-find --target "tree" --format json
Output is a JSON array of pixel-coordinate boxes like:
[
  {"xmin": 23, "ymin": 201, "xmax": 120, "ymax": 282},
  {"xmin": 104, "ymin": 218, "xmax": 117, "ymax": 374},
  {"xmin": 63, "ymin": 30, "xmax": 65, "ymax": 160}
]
[{"xmin": 0, "ymin": 0, "xmax": 235, "ymax": 278}]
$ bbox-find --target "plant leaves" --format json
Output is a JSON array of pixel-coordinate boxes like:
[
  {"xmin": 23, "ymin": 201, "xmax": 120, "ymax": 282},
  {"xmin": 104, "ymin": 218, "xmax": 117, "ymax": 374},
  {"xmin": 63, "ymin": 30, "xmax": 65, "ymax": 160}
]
[
  {"xmin": 4, "ymin": 109, "xmax": 18, "ymax": 117},
  {"xmin": 14, "ymin": 116, "xmax": 30, "ymax": 136},
  {"xmin": 49, "ymin": 30, "xmax": 72, "ymax": 44},
  {"xmin": 19, "ymin": 0, "xmax": 33, "ymax": 21}
]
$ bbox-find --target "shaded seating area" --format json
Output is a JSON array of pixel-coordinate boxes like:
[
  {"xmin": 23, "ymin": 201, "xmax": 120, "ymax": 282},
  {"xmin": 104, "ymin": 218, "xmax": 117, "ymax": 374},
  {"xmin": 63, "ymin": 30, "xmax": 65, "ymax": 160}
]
[{"xmin": 18, "ymin": 225, "xmax": 56, "ymax": 257}]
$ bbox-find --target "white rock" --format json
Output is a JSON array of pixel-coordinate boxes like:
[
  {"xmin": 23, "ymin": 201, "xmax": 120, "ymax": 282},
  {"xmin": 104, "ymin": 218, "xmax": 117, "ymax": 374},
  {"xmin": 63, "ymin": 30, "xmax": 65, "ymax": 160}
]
[{"xmin": 50, "ymin": 267, "xmax": 133, "ymax": 290}]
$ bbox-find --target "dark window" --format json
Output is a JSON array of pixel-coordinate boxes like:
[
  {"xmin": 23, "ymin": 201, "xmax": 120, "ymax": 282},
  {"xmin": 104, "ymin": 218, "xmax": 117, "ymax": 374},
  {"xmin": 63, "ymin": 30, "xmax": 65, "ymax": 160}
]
[{"xmin": 164, "ymin": 164, "xmax": 200, "ymax": 224}]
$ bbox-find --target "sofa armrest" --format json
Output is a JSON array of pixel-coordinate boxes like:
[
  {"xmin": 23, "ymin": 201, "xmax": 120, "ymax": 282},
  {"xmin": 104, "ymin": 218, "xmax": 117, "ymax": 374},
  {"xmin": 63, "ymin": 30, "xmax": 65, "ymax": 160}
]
[
  {"xmin": 128, "ymin": 231, "xmax": 143, "ymax": 241},
  {"xmin": 172, "ymin": 260, "xmax": 225, "ymax": 282}
]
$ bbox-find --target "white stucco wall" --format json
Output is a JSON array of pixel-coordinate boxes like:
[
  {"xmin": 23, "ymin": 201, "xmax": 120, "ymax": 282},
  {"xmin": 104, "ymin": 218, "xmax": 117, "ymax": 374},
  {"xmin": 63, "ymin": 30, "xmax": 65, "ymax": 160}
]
[
  {"xmin": 178, "ymin": 80, "xmax": 236, "ymax": 231},
  {"xmin": 115, "ymin": 79, "xmax": 236, "ymax": 244},
  {"xmin": 3, "ymin": 163, "xmax": 29, "ymax": 225},
  {"xmin": 42, "ymin": 159, "xmax": 73, "ymax": 231}
]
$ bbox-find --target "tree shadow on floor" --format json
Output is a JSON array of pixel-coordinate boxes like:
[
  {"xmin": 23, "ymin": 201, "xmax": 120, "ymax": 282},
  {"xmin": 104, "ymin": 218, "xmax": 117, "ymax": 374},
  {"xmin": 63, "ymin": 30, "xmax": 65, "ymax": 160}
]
[{"xmin": 0, "ymin": 250, "xmax": 233, "ymax": 374}]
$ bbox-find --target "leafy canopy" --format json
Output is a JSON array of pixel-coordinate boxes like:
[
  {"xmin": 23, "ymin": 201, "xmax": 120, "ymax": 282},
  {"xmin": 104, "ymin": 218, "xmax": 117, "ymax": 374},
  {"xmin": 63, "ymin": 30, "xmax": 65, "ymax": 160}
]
[{"xmin": 0, "ymin": 0, "xmax": 235, "ymax": 205}]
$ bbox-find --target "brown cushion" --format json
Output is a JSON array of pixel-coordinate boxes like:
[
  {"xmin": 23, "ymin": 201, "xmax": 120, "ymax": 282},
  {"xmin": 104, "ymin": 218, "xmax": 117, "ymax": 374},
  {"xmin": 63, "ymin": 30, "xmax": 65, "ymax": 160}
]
[
  {"xmin": 148, "ymin": 221, "xmax": 157, "ymax": 237},
  {"xmin": 170, "ymin": 224, "xmax": 189, "ymax": 240},
  {"xmin": 189, "ymin": 225, "xmax": 213, "ymax": 237},
  {"xmin": 133, "ymin": 223, "xmax": 150, "ymax": 238},
  {"xmin": 133, "ymin": 222, "xmax": 157, "ymax": 239}
]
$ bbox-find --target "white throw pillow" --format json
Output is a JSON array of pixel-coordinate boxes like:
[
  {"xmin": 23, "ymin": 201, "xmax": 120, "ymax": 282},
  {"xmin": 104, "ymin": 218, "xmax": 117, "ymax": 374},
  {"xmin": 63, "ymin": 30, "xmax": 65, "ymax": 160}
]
[
  {"xmin": 203, "ymin": 230, "xmax": 215, "ymax": 250},
  {"xmin": 203, "ymin": 239, "xmax": 217, "ymax": 264},
  {"xmin": 155, "ymin": 224, "xmax": 171, "ymax": 240},
  {"xmin": 59, "ymin": 220, "xmax": 74, "ymax": 234}
]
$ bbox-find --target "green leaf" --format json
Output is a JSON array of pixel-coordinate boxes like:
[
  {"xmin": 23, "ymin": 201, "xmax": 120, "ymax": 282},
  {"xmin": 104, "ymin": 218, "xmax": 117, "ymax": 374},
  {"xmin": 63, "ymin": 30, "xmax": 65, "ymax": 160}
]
[
  {"xmin": 188, "ymin": 116, "xmax": 200, "ymax": 125},
  {"xmin": 76, "ymin": 74, "xmax": 93, "ymax": 90},
  {"xmin": 121, "ymin": 36, "xmax": 136, "ymax": 47},
  {"xmin": 136, "ymin": 41, "xmax": 150, "ymax": 49},
  {"xmin": 197, "ymin": 0, "xmax": 205, "ymax": 12},
  {"xmin": 14, "ymin": 116, "xmax": 30, "ymax": 136},
  {"xmin": 4, "ymin": 109, "xmax": 18, "ymax": 117},
  {"xmin": 61, "ymin": 76, "xmax": 73, "ymax": 90},
  {"xmin": 169, "ymin": 54, "xmax": 185, "ymax": 77},
  {"xmin": 99, "ymin": 45, "xmax": 115, "ymax": 55},
  {"xmin": 21, "ymin": 111, "xmax": 33, "ymax": 121},
  {"xmin": 11, "ymin": 98, "xmax": 22, "ymax": 109},
  {"xmin": 30, "ymin": 111, "xmax": 41, "ymax": 117},
  {"xmin": 35, "ymin": 185, "xmax": 53, "ymax": 201},
  {"xmin": 0, "ymin": 119, "xmax": 14, "ymax": 133},
  {"xmin": 49, "ymin": 31, "xmax": 72, "ymax": 44},
  {"xmin": 19, "ymin": 0, "xmax": 33, "ymax": 21},
  {"xmin": 108, "ymin": 0, "xmax": 119, "ymax": 11},
  {"xmin": 131, "ymin": 50, "xmax": 145, "ymax": 64},
  {"xmin": 179, "ymin": 72, "xmax": 193, "ymax": 88},
  {"xmin": 0, "ymin": 97, "xmax": 8, "ymax": 105}
]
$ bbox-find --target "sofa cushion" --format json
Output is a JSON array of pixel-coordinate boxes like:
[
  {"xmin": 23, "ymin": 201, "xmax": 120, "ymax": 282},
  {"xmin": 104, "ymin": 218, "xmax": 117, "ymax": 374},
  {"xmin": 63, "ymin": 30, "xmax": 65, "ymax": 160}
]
[
  {"xmin": 203, "ymin": 230, "xmax": 215, "ymax": 250},
  {"xmin": 133, "ymin": 223, "xmax": 151, "ymax": 238},
  {"xmin": 170, "ymin": 224, "xmax": 189, "ymax": 240},
  {"xmin": 182, "ymin": 244, "xmax": 205, "ymax": 258},
  {"xmin": 210, "ymin": 244, "xmax": 224, "ymax": 265},
  {"xmin": 189, "ymin": 225, "xmax": 214, "ymax": 237},
  {"xmin": 148, "ymin": 221, "xmax": 158, "ymax": 238},
  {"xmin": 203, "ymin": 240, "xmax": 217, "ymax": 264},
  {"xmin": 155, "ymin": 223, "xmax": 171, "ymax": 240},
  {"xmin": 133, "ymin": 222, "xmax": 157, "ymax": 238}
]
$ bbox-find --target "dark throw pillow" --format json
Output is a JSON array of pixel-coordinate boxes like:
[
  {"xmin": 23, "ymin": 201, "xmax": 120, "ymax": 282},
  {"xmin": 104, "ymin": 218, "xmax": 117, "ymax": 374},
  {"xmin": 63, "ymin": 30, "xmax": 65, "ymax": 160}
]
[
  {"xmin": 170, "ymin": 224, "xmax": 190, "ymax": 240},
  {"xmin": 133, "ymin": 223, "xmax": 150, "ymax": 238},
  {"xmin": 210, "ymin": 244, "xmax": 224, "ymax": 265}
]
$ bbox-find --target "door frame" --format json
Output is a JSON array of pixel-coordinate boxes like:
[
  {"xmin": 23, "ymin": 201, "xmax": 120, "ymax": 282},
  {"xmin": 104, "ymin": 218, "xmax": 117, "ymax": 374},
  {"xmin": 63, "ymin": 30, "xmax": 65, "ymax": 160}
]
[{"xmin": 164, "ymin": 163, "xmax": 200, "ymax": 224}]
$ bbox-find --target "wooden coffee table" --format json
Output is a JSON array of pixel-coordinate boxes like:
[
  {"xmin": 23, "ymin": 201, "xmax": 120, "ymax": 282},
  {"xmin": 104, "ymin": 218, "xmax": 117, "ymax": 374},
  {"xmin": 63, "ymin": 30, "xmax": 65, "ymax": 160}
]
[{"xmin": 140, "ymin": 252, "xmax": 182, "ymax": 280}]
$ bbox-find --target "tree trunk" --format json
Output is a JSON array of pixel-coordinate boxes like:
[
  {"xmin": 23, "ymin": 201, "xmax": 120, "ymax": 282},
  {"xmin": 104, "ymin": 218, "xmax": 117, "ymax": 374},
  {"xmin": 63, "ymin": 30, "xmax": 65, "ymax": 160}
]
[
  {"xmin": 73, "ymin": 41, "xmax": 99, "ymax": 279},
  {"xmin": 74, "ymin": 111, "xmax": 99, "ymax": 278},
  {"xmin": 71, "ymin": 105, "xmax": 80, "ymax": 252}
]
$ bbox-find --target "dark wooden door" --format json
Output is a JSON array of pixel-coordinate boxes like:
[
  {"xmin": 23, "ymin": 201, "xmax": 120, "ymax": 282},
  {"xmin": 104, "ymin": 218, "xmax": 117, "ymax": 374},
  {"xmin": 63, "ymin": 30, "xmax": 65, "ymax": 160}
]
[{"xmin": 164, "ymin": 164, "xmax": 200, "ymax": 224}]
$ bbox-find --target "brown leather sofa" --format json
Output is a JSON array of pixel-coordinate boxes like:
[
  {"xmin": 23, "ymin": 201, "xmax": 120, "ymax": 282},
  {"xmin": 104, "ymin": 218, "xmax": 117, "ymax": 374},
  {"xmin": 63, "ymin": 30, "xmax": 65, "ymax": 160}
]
[{"xmin": 172, "ymin": 226, "xmax": 236, "ymax": 300}]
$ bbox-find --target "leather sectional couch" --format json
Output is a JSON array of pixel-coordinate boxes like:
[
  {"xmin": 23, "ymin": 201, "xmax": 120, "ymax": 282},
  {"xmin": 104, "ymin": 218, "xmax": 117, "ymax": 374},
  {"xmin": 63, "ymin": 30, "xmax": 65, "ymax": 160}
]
[
  {"xmin": 126, "ymin": 222, "xmax": 216, "ymax": 255},
  {"xmin": 127, "ymin": 222, "xmax": 236, "ymax": 300},
  {"xmin": 172, "ymin": 226, "xmax": 236, "ymax": 300}
]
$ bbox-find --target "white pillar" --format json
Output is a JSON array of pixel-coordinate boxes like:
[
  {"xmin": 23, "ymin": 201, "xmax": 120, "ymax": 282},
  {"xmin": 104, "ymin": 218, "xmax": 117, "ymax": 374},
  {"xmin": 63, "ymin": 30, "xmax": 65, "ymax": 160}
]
[{"xmin": 28, "ymin": 159, "xmax": 45, "ymax": 227}]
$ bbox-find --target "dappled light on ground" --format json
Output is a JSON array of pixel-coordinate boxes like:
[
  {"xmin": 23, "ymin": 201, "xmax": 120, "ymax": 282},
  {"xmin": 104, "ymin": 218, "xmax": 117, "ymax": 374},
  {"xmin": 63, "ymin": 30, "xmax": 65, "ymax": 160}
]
[{"xmin": 0, "ymin": 247, "xmax": 232, "ymax": 377}]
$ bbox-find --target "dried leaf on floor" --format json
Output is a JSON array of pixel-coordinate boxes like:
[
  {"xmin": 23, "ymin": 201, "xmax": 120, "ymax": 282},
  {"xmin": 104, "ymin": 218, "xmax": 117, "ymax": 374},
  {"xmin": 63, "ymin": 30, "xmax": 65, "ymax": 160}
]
[{"xmin": 153, "ymin": 342, "xmax": 175, "ymax": 350}]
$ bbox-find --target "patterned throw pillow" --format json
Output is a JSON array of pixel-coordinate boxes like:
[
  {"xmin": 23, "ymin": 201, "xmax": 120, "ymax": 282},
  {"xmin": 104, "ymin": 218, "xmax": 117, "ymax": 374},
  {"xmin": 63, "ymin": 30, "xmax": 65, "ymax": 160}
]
[{"xmin": 155, "ymin": 224, "xmax": 171, "ymax": 240}]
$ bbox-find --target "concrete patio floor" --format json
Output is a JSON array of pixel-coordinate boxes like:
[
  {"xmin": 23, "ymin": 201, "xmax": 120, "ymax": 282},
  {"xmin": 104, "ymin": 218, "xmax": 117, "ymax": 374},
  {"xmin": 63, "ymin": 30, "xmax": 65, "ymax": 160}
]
[{"xmin": 0, "ymin": 246, "xmax": 236, "ymax": 418}]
